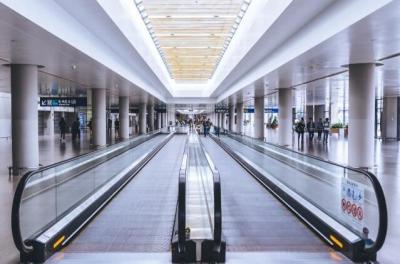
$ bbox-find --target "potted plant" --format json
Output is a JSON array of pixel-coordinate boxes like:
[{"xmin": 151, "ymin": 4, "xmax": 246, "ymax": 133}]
[{"xmin": 330, "ymin": 123, "xmax": 343, "ymax": 134}]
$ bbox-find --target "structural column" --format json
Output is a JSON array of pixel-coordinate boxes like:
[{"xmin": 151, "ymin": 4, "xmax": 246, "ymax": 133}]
[
  {"xmin": 348, "ymin": 63, "xmax": 376, "ymax": 168},
  {"xmin": 236, "ymin": 102, "xmax": 243, "ymax": 134},
  {"xmin": 254, "ymin": 96, "xmax": 265, "ymax": 139},
  {"xmin": 92, "ymin": 88, "xmax": 106, "ymax": 146},
  {"xmin": 11, "ymin": 64, "xmax": 39, "ymax": 172},
  {"xmin": 157, "ymin": 112, "xmax": 162, "ymax": 130},
  {"xmin": 229, "ymin": 106, "xmax": 235, "ymax": 132},
  {"xmin": 139, "ymin": 103, "xmax": 147, "ymax": 134},
  {"xmin": 221, "ymin": 112, "xmax": 226, "ymax": 130},
  {"xmin": 278, "ymin": 88, "xmax": 293, "ymax": 146},
  {"xmin": 46, "ymin": 109, "xmax": 55, "ymax": 136},
  {"xmin": 119, "ymin": 96, "xmax": 129, "ymax": 139},
  {"xmin": 147, "ymin": 104, "xmax": 154, "ymax": 131},
  {"xmin": 167, "ymin": 104, "xmax": 176, "ymax": 127}
]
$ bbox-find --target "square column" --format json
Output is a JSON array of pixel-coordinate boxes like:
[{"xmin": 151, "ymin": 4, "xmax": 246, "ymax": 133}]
[
  {"xmin": 167, "ymin": 104, "xmax": 176, "ymax": 127},
  {"xmin": 236, "ymin": 102, "xmax": 243, "ymax": 134},
  {"xmin": 254, "ymin": 97, "xmax": 265, "ymax": 139},
  {"xmin": 119, "ymin": 96, "xmax": 129, "ymax": 139},
  {"xmin": 348, "ymin": 63, "xmax": 376, "ymax": 168},
  {"xmin": 147, "ymin": 104, "xmax": 154, "ymax": 131},
  {"xmin": 139, "ymin": 103, "xmax": 147, "ymax": 134},
  {"xmin": 229, "ymin": 106, "xmax": 235, "ymax": 132},
  {"xmin": 157, "ymin": 112, "xmax": 162, "ymax": 130},
  {"xmin": 11, "ymin": 64, "xmax": 39, "ymax": 172},
  {"xmin": 278, "ymin": 88, "xmax": 293, "ymax": 146},
  {"xmin": 92, "ymin": 88, "xmax": 106, "ymax": 146}
]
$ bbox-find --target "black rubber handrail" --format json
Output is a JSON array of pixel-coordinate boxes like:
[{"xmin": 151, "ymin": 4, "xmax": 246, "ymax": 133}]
[
  {"xmin": 225, "ymin": 131, "xmax": 387, "ymax": 254},
  {"xmin": 177, "ymin": 147, "xmax": 188, "ymax": 253},
  {"xmin": 212, "ymin": 170, "xmax": 222, "ymax": 246},
  {"xmin": 199, "ymin": 140, "xmax": 222, "ymax": 246},
  {"xmin": 11, "ymin": 130, "xmax": 161, "ymax": 257}
]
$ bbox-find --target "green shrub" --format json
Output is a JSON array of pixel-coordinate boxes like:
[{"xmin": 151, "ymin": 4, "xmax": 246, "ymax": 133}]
[{"xmin": 331, "ymin": 123, "xmax": 344, "ymax": 128}]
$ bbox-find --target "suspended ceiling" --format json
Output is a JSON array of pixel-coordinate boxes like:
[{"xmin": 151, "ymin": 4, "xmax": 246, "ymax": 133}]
[{"xmin": 135, "ymin": 0, "xmax": 251, "ymax": 81}]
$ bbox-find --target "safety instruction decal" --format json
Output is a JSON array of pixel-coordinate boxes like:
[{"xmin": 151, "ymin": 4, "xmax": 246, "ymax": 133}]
[{"xmin": 341, "ymin": 178, "xmax": 365, "ymax": 230}]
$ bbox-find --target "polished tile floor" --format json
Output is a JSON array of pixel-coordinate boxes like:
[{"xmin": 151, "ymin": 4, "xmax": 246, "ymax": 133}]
[{"xmin": 1, "ymin": 129, "xmax": 399, "ymax": 263}]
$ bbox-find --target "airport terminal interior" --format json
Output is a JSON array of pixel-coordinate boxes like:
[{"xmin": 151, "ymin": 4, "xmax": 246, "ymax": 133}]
[{"xmin": 0, "ymin": 0, "xmax": 399, "ymax": 263}]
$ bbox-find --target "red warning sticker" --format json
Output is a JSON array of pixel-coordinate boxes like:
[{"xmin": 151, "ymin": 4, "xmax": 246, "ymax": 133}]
[
  {"xmin": 357, "ymin": 207, "xmax": 363, "ymax": 221},
  {"xmin": 346, "ymin": 201, "xmax": 352, "ymax": 214},
  {"xmin": 341, "ymin": 199, "xmax": 347, "ymax": 211},
  {"xmin": 351, "ymin": 204, "xmax": 357, "ymax": 217}
]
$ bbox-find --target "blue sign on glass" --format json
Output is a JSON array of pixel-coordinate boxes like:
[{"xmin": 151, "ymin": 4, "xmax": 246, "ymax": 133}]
[
  {"xmin": 40, "ymin": 97, "xmax": 87, "ymax": 107},
  {"xmin": 265, "ymin": 108, "xmax": 278, "ymax": 113}
]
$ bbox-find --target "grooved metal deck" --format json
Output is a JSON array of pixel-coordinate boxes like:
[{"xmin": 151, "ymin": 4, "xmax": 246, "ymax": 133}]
[{"xmin": 59, "ymin": 135, "xmax": 186, "ymax": 253}]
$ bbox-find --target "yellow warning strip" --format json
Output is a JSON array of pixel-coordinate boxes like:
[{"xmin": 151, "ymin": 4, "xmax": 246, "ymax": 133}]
[
  {"xmin": 53, "ymin": 235, "xmax": 65, "ymax": 249},
  {"xmin": 330, "ymin": 235, "xmax": 343, "ymax": 249}
]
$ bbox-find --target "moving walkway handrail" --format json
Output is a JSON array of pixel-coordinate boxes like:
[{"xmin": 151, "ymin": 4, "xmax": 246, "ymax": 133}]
[
  {"xmin": 12, "ymin": 130, "xmax": 161, "ymax": 257},
  {"xmin": 177, "ymin": 147, "xmax": 188, "ymax": 254},
  {"xmin": 173, "ymin": 133, "xmax": 224, "ymax": 262},
  {"xmin": 225, "ymin": 131, "xmax": 387, "ymax": 254},
  {"xmin": 199, "ymin": 140, "xmax": 222, "ymax": 246}
]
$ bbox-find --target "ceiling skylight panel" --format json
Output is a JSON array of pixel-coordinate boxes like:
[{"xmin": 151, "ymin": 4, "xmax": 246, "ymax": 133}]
[{"xmin": 135, "ymin": 0, "xmax": 251, "ymax": 81}]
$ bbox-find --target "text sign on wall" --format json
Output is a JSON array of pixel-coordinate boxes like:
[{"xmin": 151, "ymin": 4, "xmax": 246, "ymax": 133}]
[
  {"xmin": 265, "ymin": 108, "xmax": 278, "ymax": 113},
  {"xmin": 40, "ymin": 97, "xmax": 87, "ymax": 107},
  {"xmin": 341, "ymin": 178, "xmax": 365, "ymax": 231},
  {"xmin": 244, "ymin": 108, "xmax": 255, "ymax": 113},
  {"xmin": 215, "ymin": 108, "xmax": 229, "ymax": 113}
]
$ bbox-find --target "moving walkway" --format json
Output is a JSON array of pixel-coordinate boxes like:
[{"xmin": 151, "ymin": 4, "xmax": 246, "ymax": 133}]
[
  {"xmin": 208, "ymin": 131, "xmax": 387, "ymax": 262},
  {"xmin": 11, "ymin": 130, "xmax": 224, "ymax": 263},
  {"xmin": 12, "ymin": 131, "xmax": 174, "ymax": 262}
]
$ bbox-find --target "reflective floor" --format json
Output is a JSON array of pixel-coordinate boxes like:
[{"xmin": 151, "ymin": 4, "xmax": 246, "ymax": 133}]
[{"xmin": 0, "ymin": 129, "xmax": 399, "ymax": 263}]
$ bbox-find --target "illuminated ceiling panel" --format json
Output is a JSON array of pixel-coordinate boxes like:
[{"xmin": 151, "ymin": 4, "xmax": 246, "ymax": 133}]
[{"xmin": 135, "ymin": 0, "xmax": 251, "ymax": 81}]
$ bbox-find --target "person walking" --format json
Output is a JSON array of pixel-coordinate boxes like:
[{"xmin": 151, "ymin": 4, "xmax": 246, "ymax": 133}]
[
  {"xmin": 71, "ymin": 117, "xmax": 80, "ymax": 141},
  {"xmin": 114, "ymin": 118, "xmax": 120, "ymax": 139},
  {"xmin": 107, "ymin": 118, "xmax": 112, "ymax": 135},
  {"xmin": 316, "ymin": 118, "xmax": 324, "ymax": 141},
  {"xmin": 87, "ymin": 118, "xmax": 93, "ymax": 137},
  {"xmin": 323, "ymin": 117, "xmax": 330, "ymax": 144},
  {"xmin": 295, "ymin": 117, "xmax": 305, "ymax": 147},
  {"xmin": 306, "ymin": 117, "xmax": 315, "ymax": 141},
  {"xmin": 59, "ymin": 117, "xmax": 67, "ymax": 142}
]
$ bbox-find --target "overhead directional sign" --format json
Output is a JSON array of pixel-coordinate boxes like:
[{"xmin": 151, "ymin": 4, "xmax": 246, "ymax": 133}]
[
  {"xmin": 244, "ymin": 108, "xmax": 254, "ymax": 113},
  {"xmin": 215, "ymin": 107, "xmax": 229, "ymax": 113},
  {"xmin": 40, "ymin": 97, "xmax": 87, "ymax": 107}
]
